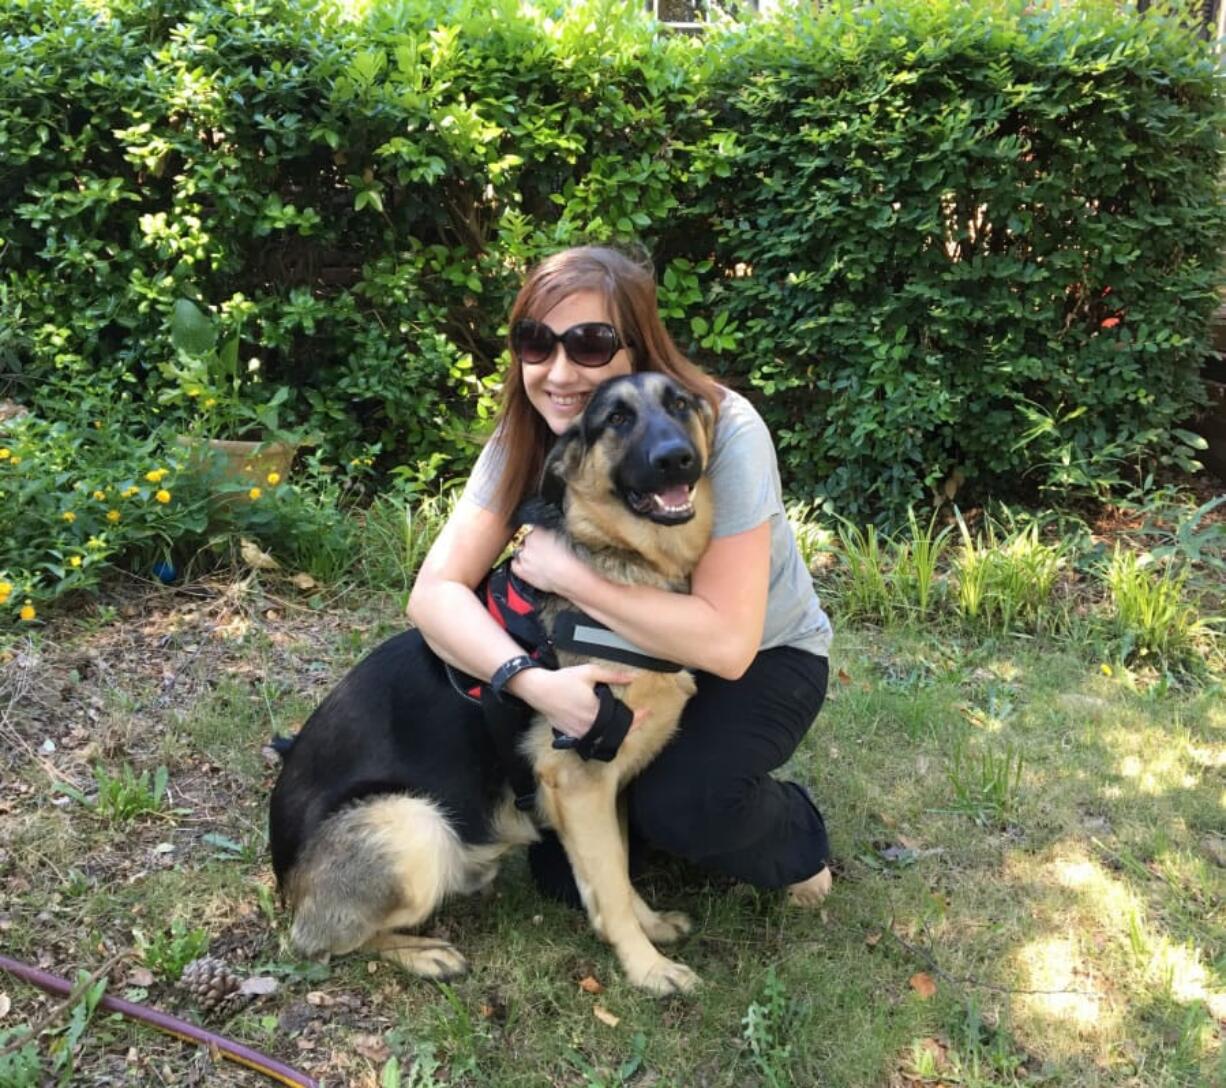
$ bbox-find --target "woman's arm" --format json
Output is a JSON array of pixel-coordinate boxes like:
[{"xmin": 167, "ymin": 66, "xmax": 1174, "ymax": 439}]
[
  {"xmin": 407, "ymin": 497, "xmax": 640, "ymax": 736},
  {"xmin": 511, "ymin": 520, "xmax": 771, "ymax": 681}
]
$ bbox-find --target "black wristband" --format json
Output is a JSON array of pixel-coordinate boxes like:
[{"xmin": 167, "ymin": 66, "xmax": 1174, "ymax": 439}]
[{"xmin": 490, "ymin": 654, "xmax": 540, "ymax": 702}]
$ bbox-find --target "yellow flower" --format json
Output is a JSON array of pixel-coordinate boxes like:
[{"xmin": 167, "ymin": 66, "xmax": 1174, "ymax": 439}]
[
  {"xmin": 0, "ymin": 581, "xmax": 11, "ymax": 604},
  {"xmin": 20, "ymin": 601, "xmax": 36, "ymax": 622},
  {"xmin": 106, "ymin": 509, "xmax": 121, "ymax": 523},
  {"xmin": 93, "ymin": 420, "xmax": 103, "ymax": 429},
  {"xmin": 203, "ymin": 398, "xmax": 217, "ymax": 409},
  {"xmin": 9, "ymin": 456, "xmax": 19, "ymax": 465},
  {"xmin": 86, "ymin": 537, "xmax": 104, "ymax": 550},
  {"xmin": 155, "ymin": 489, "xmax": 171, "ymax": 504},
  {"xmin": 68, "ymin": 555, "xmax": 82, "ymax": 568},
  {"xmin": 145, "ymin": 468, "xmax": 168, "ymax": 483},
  {"xmin": 62, "ymin": 511, "xmax": 76, "ymax": 523},
  {"xmin": 1100, "ymin": 663, "xmax": 1112, "ymax": 677},
  {"xmin": 265, "ymin": 471, "xmax": 281, "ymax": 486},
  {"xmin": 248, "ymin": 487, "xmax": 262, "ymax": 501},
  {"xmin": 121, "ymin": 486, "xmax": 139, "ymax": 499},
  {"xmin": 92, "ymin": 490, "xmax": 106, "ymax": 501},
  {"xmin": 0, "ymin": 448, "xmax": 9, "ymax": 460}
]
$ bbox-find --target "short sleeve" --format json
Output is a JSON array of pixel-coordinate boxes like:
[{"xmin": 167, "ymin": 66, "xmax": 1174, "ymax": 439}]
[
  {"xmin": 706, "ymin": 399, "xmax": 780, "ymax": 539},
  {"xmin": 461, "ymin": 434, "xmax": 508, "ymax": 512}
]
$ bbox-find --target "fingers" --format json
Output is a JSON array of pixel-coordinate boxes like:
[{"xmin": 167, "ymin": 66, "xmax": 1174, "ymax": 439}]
[{"xmin": 581, "ymin": 664, "xmax": 638, "ymax": 686}]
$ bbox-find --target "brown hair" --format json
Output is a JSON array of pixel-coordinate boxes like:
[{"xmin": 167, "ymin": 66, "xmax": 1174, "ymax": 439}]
[{"xmin": 489, "ymin": 245, "xmax": 723, "ymax": 522}]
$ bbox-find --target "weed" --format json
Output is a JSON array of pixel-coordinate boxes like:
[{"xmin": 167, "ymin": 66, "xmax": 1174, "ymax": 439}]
[
  {"xmin": 359, "ymin": 491, "xmax": 454, "ymax": 593},
  {"xmin": 952, "ymin": 511, "xmax": 1065, "ymax": 635},
  {"xmin": 1104, "ymin": 547, "xmax": 1215, "ymax": 673},
  {"xmin": 134, "ymin": 917, "xmax": 209, "ymax": 982},
  {"xmin": 892, "ymin": 508, "xmax": 952, "ymax": 619},
  {"xmin": 0, "ymin": 1027, "xmax": 40, "ymax": 1088},
  {"xmin": 944, "ymin": 740, "xmax": 1024, "ymax": 827},
  {"xmin": 742, "ymin": 967, "xmax": 803, "ymax": 1087},
  {"xmin": 564, "ymin": 1032, "xmax": 649, "ymax": 1088},
  {"xmin": 836, "ymin": 521, "xmax": 895, "ymax": 624},
  {"xmin": 787, "ymin": 500, "xmax": 836, "ymax": 573},
  {"xmin": 54, "ymin": 763, "xmax": 169, "ymax": 822}
]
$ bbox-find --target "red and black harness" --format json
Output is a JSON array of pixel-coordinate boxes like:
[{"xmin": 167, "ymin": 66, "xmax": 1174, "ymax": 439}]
[{"xmin": 445, "ymin": 563, "xmax": 681, "ymax": 812}]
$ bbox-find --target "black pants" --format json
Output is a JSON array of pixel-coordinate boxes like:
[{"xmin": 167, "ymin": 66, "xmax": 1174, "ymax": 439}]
[{"xmin": 530, "ymin": 647, "xmax": 830, "ymax": 901}]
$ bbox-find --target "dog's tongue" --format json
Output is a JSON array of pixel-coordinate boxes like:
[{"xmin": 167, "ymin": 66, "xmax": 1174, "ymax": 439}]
[{"xmin": 655, "ymin": 484, "xmax": 690, "ymax": 507}]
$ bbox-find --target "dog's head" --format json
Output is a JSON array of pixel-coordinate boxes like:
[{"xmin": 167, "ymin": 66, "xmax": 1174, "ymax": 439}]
[{"xmin": 529, "ymin": 373, "xmax": 716, "ymax": 580}]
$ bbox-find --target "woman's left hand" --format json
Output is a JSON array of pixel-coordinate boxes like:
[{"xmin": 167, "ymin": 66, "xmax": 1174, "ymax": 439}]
[{"xmin": 510, "ymin": 528, "xmax": 583, "ymax": 596}]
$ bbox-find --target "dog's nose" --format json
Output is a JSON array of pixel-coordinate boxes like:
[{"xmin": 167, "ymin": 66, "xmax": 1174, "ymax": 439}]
[{"xmin": 650, "ymin": 440, "xmax": 694, "ymax": 477}]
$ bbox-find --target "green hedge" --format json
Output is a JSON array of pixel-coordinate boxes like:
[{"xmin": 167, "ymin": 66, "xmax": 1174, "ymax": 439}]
[{"xmin": 1, "ymin": 0, "xmax": 1223, "ymax": 526}]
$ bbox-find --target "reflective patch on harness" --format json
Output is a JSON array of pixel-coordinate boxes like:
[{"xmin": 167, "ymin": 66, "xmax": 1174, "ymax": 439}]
[{"xmin": 552, "ymin": 611, "xmax": 682, "ymax": 673}]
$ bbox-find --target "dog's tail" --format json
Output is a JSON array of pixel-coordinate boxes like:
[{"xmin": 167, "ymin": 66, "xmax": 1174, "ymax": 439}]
[{"xmin": 283, "ymin": 794, "xmax": 464, "ymax": 958}]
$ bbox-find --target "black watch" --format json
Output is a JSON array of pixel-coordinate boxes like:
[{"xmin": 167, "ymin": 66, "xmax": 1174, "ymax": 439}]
[{"xmin": 490, "ymin": 655, "xmax": 541, "ymax": 702}]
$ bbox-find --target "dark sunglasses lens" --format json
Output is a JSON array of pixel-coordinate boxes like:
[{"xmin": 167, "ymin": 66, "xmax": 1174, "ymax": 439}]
[
  {"xmin": 513, "ymin": 321, "xmax": 555, "ymax": 364},
  {"xmin": 564, "ymin": 323, "xmax": 618, "ymax": 367}
]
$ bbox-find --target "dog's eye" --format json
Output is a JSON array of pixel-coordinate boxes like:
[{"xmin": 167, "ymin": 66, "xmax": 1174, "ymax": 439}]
[
  {"xmin": 669, "ymin": 395, "xmax": 690, "ymax": 415},
  {"xmin": 607, "ymin": 408, "xmax": 633, "ymax": 428}
]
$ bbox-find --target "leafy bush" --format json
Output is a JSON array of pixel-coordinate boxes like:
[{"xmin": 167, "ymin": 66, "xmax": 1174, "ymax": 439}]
[
  {"xmin": 2, "ymin": 0, "xmax": 1224, "ymax": 619},
  {"xmin": 703, "ymin": 0, "xmax": 1226, "ymax": 516}
]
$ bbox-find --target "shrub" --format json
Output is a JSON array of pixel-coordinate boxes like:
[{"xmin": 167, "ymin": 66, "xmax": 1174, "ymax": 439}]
[{"xmin": 702, "ymin": 0, "xmax": 1226, "ymax": 517}]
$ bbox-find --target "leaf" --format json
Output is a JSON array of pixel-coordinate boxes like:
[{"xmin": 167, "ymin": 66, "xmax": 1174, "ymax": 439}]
[
  {"xmin": 578, "ymin": 975, "xmax": 604, "ymax": 995},
  {"xmin": 170, "ymin": 299, "xmax": 217, "ymax": 357},
  {"xmin": 865, "ymin": 931, "xmax": 882, "ymax": 948},
  {"xmin": 238, "ymin": 976, "xmax": 279, "ymax": 997},
  {"xmin": 592, "ymin": 1004, "xmax": 620, "ymax": 1027},
  {"xmin": 909, "ymin": 972, "xmax": 937, "ymax": 999},
  {"xmin": 240, "ymin": 539, "xmax": 280, "ymax": 571},
  {"xmin": 353, "ymin": 1033, "xmax": 391, "ymax": 1063},
  {"xmin": 837, "ymin": 667, "xmax": 852, "ymax": 685},
  {"xmin": 126, "ymin": 967, "xmax": 154, "ymax": 988},
  {"xmin": 0, "ymin": 992, "xmax": 9, "ymax": 1018},
  {"xmin": 291, "ymin": 572, "xmax": 317, "ymax": 590}
]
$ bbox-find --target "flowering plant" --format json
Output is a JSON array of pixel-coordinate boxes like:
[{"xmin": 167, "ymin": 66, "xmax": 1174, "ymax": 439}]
[{"xmin": 157, "ymin": 298, "xmax": 297, "ymax": 444}]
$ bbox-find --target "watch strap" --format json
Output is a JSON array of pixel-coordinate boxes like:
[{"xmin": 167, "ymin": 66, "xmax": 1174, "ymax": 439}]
[{"xmin": 490, "ymin": 654, "xmax": 540, "ymax": 702}]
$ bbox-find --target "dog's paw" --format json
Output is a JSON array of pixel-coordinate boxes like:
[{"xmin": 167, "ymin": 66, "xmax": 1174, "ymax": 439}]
[
  {"xmin": 641, "ymin": 909, "xmax": 692, "ymax": 945},
  {"xmin": 786, "ymin": 866, "xmax": 833, "ymax": 908},
  {"xmin": 380, "ymin": 938, "xmax": 469, "ymax": 980},
  {"xmin": 633, "ymin": 956, "xmax": 700, "ymax": 997}
]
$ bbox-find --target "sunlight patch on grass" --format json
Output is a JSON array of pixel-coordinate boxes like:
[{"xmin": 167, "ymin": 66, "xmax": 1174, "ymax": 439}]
[{"xmin": 1015, "ymin": 936, "xmax": 1103, "ymax": 1031}]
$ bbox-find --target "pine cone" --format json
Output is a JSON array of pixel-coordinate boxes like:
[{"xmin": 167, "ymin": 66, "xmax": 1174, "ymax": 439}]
[{"xmin": 180, "ymin": 955, "xmax": 245, "ymax": 1014}]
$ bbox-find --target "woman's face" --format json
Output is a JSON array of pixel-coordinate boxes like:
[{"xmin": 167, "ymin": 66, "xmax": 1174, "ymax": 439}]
[{"xmin": 520, "ymin": 290, "xmax": 634, "ymax": 436}]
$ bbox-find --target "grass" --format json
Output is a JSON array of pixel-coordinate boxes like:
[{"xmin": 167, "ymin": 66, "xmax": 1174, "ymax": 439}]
[{"xmin": 0, "ymin": 501, "xmax": 1223, "ymax": 1085}]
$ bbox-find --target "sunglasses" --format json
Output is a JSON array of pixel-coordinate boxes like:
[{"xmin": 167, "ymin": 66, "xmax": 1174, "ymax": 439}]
[{"xmin": 511, "ymin": 319, "xmax": 631, "ymax": 369}]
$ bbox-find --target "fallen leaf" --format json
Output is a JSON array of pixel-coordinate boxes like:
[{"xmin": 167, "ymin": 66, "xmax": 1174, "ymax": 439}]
[
  {"xmin": 865, "ymin": 931, "xmax": 882, "ymax": 948},
  {"xmin": 352, "ymin": 1033, "xmax": 390, "ymax": 1063},
  {"xmin": 837, "ymin": 667, "xmax": 852, "ymax": 685},
  {"xmin": 126, "ymin": 967, "xmax": 154, "ymax": 988},
  {"xmin": 592, "ymin": 1004, "xmax": 620, "ymax": 1028},
  {"xmin": 918, "ymin": 1037, "xmax": 948, "ymax": 1067},
  {"xmin": 578, "ymin": 975, "xmax": 604, "ymax": 995},
  {"xmin": 0, "ymin": 993, "xmax": 9, "ymax": 1019},
  {"xmin": 240, "ymin": 538, "xmax": 280, "ymax": 571},
  {"xmin": 909, "ymin": 972, "xmax": 937, "ymax": 1000},
  {"xmin": 238, "ymin": 976, "xmax": 279, "ymax": 997},
  {"xmin": 291, "ymin": 572, "xmax": 317, "ymax": 591},
  {"xmin": 306, "ymin": 990, "xmax": 333, "ymax": 1006}
]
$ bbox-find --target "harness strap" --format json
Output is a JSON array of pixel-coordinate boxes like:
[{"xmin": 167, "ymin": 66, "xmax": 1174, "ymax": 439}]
[
  {"xmin": 552, "ymin": 610, "xmax": 682, "ymax": 673},
  {"xmin": 479, "ymin": 686, "xmax": 540, "ymax": 812},
  {"xmin": 550, "ymin": 683, "xmax": 634, "ymax": 763}
]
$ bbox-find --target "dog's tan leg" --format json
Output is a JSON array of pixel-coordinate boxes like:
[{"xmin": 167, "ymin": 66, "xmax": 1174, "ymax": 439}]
[
  {"xmin": 539, "ymin": 765, "xmax": 699, "ymax": 997},
  {"xmin": 617, "ymin": 797, "xmax": 693, "ymax": 945},
  {"xmin": 363, "ymin": 931, "xmax": 468, "ymax": 980}
]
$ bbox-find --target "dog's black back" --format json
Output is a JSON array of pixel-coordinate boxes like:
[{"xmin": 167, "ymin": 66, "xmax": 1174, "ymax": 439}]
[{"xmin": 268, "ymin": 631, "xmax": 507, "ymax": 885}]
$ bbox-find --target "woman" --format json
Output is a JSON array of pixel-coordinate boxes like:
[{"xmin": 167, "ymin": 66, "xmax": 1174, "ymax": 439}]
[{"xmin": 407, "ymin": 246, "xmax": 834, "ymax": 906}]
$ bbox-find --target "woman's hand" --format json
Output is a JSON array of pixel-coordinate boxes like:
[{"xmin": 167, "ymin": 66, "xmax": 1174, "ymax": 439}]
[
  {"xmin": 510, "ymin": 528, "xmax": 586, "ymax": 596},
  {"xmin": 511, "ymin": 664, "xmax": 649, "ymax": 739}
]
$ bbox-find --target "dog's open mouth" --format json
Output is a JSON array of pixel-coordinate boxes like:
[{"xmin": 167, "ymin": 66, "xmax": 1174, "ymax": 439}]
[{"xmin": 626, "ymin": 483, "xmax": 695, "ymax": 524}]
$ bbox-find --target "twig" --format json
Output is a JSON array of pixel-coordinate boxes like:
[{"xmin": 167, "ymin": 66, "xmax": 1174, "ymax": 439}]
[
  {"xmin": 0, "ymin": 949, "xmax": 130, "ymax": 1057},
  {"xmin": 0, "ymin": 953, "xmax": 317, "ymax": 1088}
]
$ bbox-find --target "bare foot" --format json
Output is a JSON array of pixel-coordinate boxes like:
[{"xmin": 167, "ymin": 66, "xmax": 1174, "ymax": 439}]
[{"xmin": 787, "ymin": 866, "xmax": 833, "ymax": 908}]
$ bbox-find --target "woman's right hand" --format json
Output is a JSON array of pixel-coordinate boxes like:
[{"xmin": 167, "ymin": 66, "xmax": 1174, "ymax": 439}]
[{"xmin": 509, "ymin": 664, "xmax": 646, "ymax": 739}]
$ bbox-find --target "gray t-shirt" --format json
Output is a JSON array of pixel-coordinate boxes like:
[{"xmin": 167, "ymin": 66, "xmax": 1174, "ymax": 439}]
[{"xmin": 463, "ymin": 386, "xmax": 832, "ymax": 659}]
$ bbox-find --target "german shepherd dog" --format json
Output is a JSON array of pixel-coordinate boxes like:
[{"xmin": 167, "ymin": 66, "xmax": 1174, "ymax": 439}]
[{"xmin": 269, "ymin": 373, "xmax": 715, "ymax": 995}]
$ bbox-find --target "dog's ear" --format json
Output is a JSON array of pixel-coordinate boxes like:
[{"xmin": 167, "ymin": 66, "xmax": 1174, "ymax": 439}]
[{"xmin": 695, "ymin": 393, "xmax": 717, "ymax": 453}]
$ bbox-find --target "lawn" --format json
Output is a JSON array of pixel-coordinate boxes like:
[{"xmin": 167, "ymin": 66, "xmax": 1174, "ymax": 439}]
[{"xmin": 0, "ymin": 566, "xmax": 1223, "ymax": 1087}]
